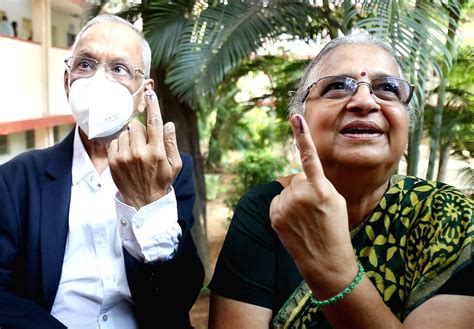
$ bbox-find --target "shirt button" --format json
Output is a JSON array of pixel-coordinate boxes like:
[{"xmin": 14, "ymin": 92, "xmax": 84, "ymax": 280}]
[
  {"xmin": 102, "ymin": 314, "xmax": 108, "ymax": 321},
  {"xmin": 120, "ymin": 218, "xmax": 127, "ymax": 226},
  {"xmin": 135, "ymin": 222, "xmax": 143, "ymax": 229}
]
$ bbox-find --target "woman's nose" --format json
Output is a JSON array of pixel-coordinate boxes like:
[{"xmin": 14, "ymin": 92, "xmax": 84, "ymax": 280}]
[{"xmin": 346, "ymin": 83, "xmax": 381, "ymax": 114}]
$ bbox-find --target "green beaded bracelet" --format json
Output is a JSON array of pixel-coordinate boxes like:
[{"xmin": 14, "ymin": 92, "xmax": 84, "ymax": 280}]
[{"xmin": 309, "ymin": 260, "xmax": 364, "ymax": 308}]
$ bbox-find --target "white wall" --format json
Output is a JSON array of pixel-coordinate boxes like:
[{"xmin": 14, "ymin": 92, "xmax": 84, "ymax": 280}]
[
  {"xmin": 0, "ymin": 37, "xmax": 44, "ymax": 121},
  {"xmin": 49, "ymin": 46, "xmax": 72, "ymax": 115},
  {"xmin": 0, "ymin": 37, "xmax": 71, "ymax": 121}
]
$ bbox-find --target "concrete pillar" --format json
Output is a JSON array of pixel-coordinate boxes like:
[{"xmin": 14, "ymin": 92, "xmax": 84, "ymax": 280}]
[
  {"xmin": 32, "ymin": 0, "xmax": 53, "ymax": 148},
  {"xmin": 35, "ymin": 127, "xmax": 54, "ymax": 149}
]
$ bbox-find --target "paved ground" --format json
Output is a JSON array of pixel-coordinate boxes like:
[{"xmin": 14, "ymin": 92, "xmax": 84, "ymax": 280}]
[{"xmin": 190, "ymin": 191, "xmax": 230, "ymax": 329}]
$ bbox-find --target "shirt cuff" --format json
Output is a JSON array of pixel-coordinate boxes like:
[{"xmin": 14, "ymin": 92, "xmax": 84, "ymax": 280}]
[{"xmin": 115, "ymin": 187, "xmax": 182, "ymax": 263}]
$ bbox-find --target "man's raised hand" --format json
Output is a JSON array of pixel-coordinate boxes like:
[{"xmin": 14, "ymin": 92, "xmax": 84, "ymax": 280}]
[{"xmin": 108, "ymin": 89, "xmax": 182, "ymax": 209}]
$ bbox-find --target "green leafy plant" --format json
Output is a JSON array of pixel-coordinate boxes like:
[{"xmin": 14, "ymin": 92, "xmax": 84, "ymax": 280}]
[
  {"xmin": 225, "ymin": 150, "xmax": 287, "ymax": 215},
  {"xmin": 205, "ymin": 174, "xmax": 226, "ymax": 201}
]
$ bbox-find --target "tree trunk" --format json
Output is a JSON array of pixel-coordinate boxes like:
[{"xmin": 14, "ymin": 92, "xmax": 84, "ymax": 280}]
[
  {"xmin": 206, "ymin": 106, "xmax": 226, "ymax": 172},
  {"xmin": 436, "ymin": 140, "xmax": 451, "ymax": 182},
  {"xmin": 206, "ymin": 104, "xmax": 253, "ymax": 171},
  {"xmin": 426, "ymin": 3, "xmax": 461, "ymax": 180},
  {"xmin": 406, "ymin": 0, "xmax": 429, "ymax": 177},
  {"xmin": 407, "ymin": 123, "xmax": 423, "ymax": 176},
  {"xmin": 153, "ymin": 68, "xmax": 211, "ymax": 282}
]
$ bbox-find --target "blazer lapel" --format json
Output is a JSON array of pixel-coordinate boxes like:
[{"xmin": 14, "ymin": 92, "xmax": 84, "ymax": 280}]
[{"xmin": 40, "ymin": 130, "xmax": 74, "ymax": 310}]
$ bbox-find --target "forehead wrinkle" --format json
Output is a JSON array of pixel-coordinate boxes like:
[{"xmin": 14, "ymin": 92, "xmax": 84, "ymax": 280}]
[
  {"xmin": 323, "ymin": 71, "xmax": 398, "ymax": 81},
  {"xmin": 74, "ymin": 22, "xmax": 142, "ymax": 65},
  {"xmin": 315, "ymin": 44, "xmax": 400, "ymax": 80}
]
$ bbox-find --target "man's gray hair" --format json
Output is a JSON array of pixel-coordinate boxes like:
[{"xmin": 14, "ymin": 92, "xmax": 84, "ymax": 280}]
[
  {"xmin": 288, "ymin": 33, "xmax": 416, "ymax": 122},
  {"xmin": 72, "ymin": 14, "xmax": 151, "ymax": 78}
]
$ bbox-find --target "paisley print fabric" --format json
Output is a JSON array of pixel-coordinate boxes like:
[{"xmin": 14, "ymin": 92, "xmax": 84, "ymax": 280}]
[{"xmin": 271, "ymin": 175, "xmax": 473, "ymax": 328}]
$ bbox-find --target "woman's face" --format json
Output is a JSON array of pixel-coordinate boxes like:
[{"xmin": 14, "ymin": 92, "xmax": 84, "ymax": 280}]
[{"xmin": 304, "ymin": 44, "xmax": 409, "ymax": 173}]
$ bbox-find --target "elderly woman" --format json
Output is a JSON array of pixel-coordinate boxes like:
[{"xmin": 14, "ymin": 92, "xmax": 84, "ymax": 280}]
[{"xmin": 208, "ymin": 34, "xmax": 473, "ymax": 328}]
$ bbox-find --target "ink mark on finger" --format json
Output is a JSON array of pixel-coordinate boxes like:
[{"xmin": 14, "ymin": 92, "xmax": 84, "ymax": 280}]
[
  {"xmin": 145, "ymin": 90, "xmax": 155, "ymax": 101},
  {"xmin": 296, "ymin": 115, "xmax": 304, "ymax": 134}
]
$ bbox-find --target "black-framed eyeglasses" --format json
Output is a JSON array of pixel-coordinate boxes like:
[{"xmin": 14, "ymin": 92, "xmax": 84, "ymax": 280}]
[
  {"xmin": 301, "ymin": 76, "xmax": 414, "ymax": 105},
  {"xmin": 64, "ymin": 56, "xmax": 145, "ymax": 84}
]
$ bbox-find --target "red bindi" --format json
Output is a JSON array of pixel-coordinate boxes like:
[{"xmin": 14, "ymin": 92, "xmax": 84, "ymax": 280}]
[{"xmin": 360, "ymin": 71, "xmax": 366, "ymax": 77}]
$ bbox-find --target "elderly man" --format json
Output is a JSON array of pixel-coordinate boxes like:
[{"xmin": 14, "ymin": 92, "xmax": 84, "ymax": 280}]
[{"xmin": 0, "ymin": 15, "xmax": 204, "ymax": 328}]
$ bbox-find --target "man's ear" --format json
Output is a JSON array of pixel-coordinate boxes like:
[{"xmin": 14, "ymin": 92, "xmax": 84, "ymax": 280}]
[
  {"xmin": 63, "ymin": 70, "xmax": 70, "ymax": 98},
  {"xmin": 145, "ymin": 78, "xmax": 154, "ymax": 92},
  {"xmin": 138, "ymin": 78, "xmax": 155, "ymax": 113}
]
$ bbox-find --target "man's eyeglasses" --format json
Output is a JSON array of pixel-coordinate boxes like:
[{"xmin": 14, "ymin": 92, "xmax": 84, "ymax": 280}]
[
  {"xmin": 301, "ymin": 76, "xmax": 414, "ymax": 105},
  {"xmin": 64, "ymin": 56, "xmax": 145, "ymax": 84}
]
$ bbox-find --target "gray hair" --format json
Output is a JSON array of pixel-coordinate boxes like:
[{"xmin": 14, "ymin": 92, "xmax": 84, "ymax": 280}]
[
  {"xmin": 288, "ymin": 33, "xmax": 416, "ymax": 122},
  {"xmin": 72, "ymin": 14, "xmax": 151, "ymax": 78}
]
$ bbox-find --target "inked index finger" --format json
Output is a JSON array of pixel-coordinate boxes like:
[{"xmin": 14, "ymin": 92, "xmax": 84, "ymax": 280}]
[
  {"xmin": 144, "ymin": 89, "xmax": 164, "ymax": 146},
  {"xmin": 290, "ymin": 114, "xmax": 324, "ymax": 181}
]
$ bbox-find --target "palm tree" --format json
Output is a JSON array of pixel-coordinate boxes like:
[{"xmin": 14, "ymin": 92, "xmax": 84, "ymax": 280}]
[
  {"xmin": 204, "ymin": 55, "xmax": 308, "ymax": 170},
  {"xmin": 352, "ymin": 0, "xmax": 463, "ymax": 176},
  {"xmin": 109, "ymin": 0, "xmax": 462, "ymax": 278},
  {"xmin": 424, "ymin": 46, "xmax": 474, "ymax": 185},
  {"xmin": 127, "ymin": 0, "xmax": 344, "ymax": 279},
  {"xmin": 425, "ymin": 0, "xmax": 468, "ymax": 180}
]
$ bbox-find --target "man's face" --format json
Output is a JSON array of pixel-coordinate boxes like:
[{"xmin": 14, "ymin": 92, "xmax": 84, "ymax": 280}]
[{"xmin": 65, "ymin": 21, "xmax": 152, "ymax": 112}]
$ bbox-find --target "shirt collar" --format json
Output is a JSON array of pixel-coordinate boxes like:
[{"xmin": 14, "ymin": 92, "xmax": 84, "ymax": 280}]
[{"xmin": 72, "ymin": 126, "xmax": 98, "ymax": 186}]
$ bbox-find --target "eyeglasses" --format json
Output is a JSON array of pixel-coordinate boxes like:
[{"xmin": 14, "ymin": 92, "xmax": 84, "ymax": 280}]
[
  {"xmin": 64, "ymin": 56, "xmax": 145, "ymax": 84},
  {"xmin": 301, "ymin": 76, "xmax": 414, "ymax": 105}
]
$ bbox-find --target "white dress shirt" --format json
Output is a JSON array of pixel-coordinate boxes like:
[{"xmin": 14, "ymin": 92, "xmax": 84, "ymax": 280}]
[{"xmin": 50, "ymin": 127, "xmax": 182, "ymax": 328}]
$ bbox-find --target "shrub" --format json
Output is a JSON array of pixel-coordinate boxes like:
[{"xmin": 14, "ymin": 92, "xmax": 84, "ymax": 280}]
[{"xmin": 225, "ymin": 150, "xmax": 287, "ymax": 213}]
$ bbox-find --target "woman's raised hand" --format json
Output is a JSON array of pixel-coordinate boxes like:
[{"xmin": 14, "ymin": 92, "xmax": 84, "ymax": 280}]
[{"xmin": 269, "ymin": 114, "xmax": 358, "ymax": 297}]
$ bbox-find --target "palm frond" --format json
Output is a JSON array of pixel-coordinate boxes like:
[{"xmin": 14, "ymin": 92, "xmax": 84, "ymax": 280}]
[
  {"xmin": 141, "ymin": 1, "xmax": 195, "ymax": 68},
  {"xmin": 351, "ymin": 0, "xmax": 461, "ymax": 110},
  {"xmin": 165, "ymin": 1, "xmax": 317, "ymax": 107}
]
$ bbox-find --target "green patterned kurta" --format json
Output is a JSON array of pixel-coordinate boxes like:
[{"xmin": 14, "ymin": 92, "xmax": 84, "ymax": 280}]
[{"xmin": 271, "ymin": 175, "xmax": 473, "ymax": 328}]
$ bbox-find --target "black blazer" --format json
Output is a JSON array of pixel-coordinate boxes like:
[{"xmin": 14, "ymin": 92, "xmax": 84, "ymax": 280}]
[{"xmin": 0, "ymin": 129, "xmax": 204, "ymax": 329}]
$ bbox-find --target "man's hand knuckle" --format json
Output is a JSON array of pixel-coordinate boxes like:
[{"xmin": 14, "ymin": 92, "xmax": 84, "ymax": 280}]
[
  {"xmin": 176, "ymin": 159, "xmax": 183, "ymax": 170},
  {"xmin": 150, "ymin": 152, "xmax": 165, "ymax": 163},
  {"xmin": 130, "ymin": 147, "xmax": 145, "ymax": 160},
  {"xmin": 147, "ymin": 116, "xmax": 161, "ymax": 126}
]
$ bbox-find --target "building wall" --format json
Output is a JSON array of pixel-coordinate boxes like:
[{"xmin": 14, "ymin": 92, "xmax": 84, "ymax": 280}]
[
  {"xmin": 49, "ymin": 47, "xmax": 73, "ymax": 115},
  {"xmin": 51, "ymin": 9, "xmax": 80, "ymax": 48},
  {"xmin": 0, "ymin": 131, "xmax": 26, "ymax": 164},
  {"xmin": 0, "ymin": 37, "xmax": 71, "ymax": 122},
  {"xmin": 0, "ymin": 0, "xmax": 80, "ymax": 164},
  {"xmin": 0, "ymin": 0, "xmax": 32, "ymax": 39},
  {"xmin": 0, "ymin": 124, "xmax": 74, "ymax": 164}
]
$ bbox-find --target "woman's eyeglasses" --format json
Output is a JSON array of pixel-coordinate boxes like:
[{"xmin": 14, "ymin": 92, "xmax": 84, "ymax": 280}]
[{"xmin": 301, "ymin": 76, "xmax": 414, "ymax": 105}]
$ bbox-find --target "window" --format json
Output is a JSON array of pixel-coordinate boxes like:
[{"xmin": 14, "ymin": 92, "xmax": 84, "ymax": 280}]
[
  {"xmin": 25, "ymin": 130, "xmax": 35, "ymax": 149},
  {"xmin": 53, "ymin": 126, "xmax": 61, "ymax": 143},
  {"xmin": 0, "ymin": 135, "xmax": 8, "ymax": 155}
]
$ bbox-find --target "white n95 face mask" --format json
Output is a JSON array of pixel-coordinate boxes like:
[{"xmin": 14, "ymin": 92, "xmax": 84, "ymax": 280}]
[{"xmin": 68, "ymin": 75, "xmax": 142, "ymax": 139}]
